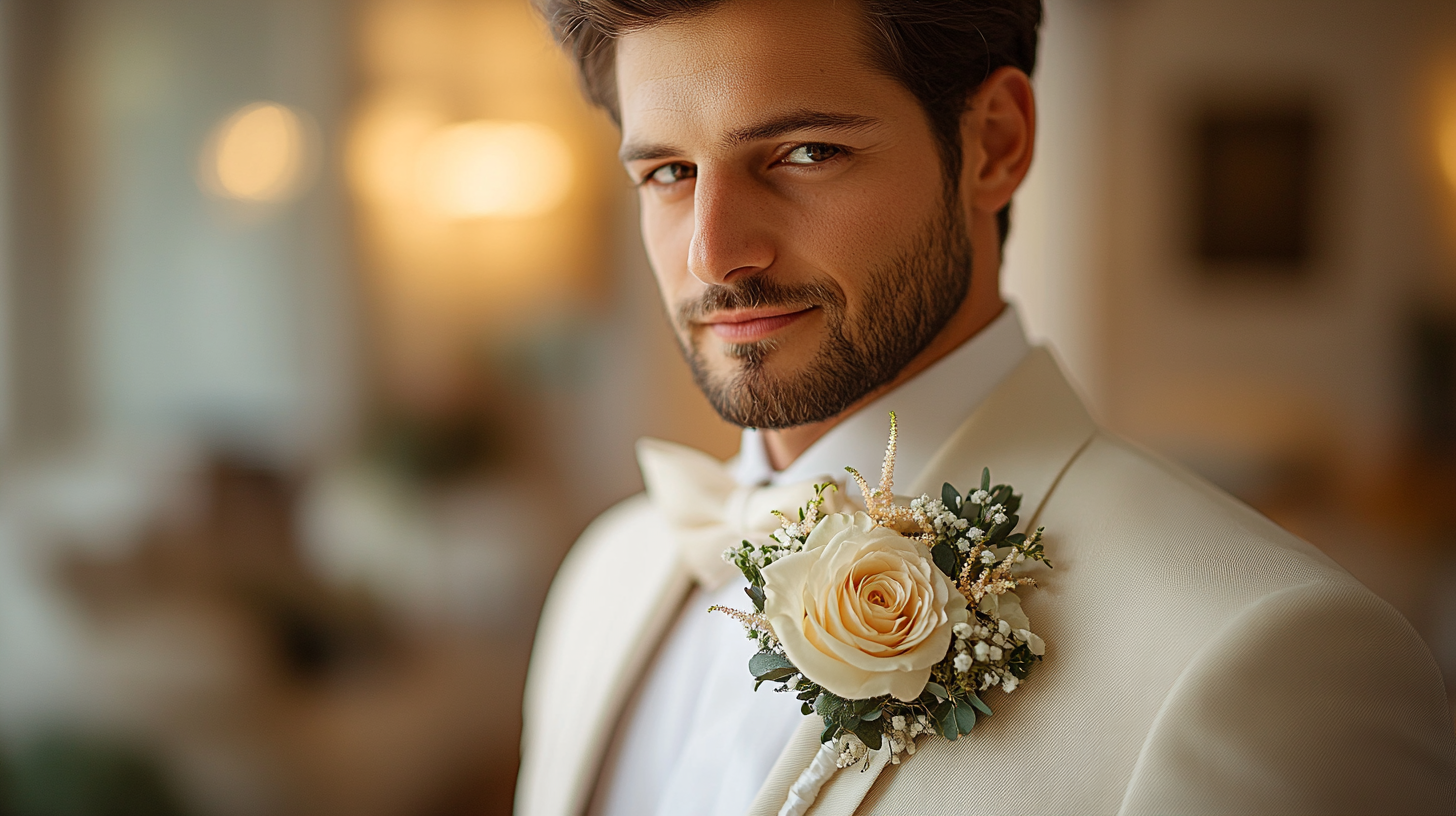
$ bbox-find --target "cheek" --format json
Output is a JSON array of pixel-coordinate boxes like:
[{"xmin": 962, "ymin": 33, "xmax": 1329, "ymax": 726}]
[
  {"xmin": 639, "ymin": 198, "xmax": 698, "ymax": 307},
  {"xmin": 787, "ymin": 167, "xmax": 943, "ymax": 305}
]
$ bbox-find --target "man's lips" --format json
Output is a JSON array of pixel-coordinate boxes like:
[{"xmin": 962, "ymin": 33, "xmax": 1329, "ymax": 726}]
[{"xmin": 700, "ymin": 307, "xmax": 814, "ymax": 343}]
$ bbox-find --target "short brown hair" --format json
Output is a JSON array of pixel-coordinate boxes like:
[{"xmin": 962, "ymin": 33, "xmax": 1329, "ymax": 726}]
[{"xmin": 534, "ymin": 0, "xmax": 1043, "ymax": 240}]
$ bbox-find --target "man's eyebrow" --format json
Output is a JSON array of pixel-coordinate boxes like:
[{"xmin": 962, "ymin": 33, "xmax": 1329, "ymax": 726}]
[
  {"xmin": 619, "ymin": 141, "xmax": 683, "ymax": 164},
  {"xmin": 617, "ymin": 111, "xmax": 881, "ymax": 164},
  {"xmin": 724, "ymin": 110, "xmax": 881, "ymax": 146}
]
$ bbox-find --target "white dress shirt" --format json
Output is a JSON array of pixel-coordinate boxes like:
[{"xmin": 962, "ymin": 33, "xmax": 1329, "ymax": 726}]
[{"xmin": 587, "ymin": 306, "xmax": 1031, "ymax": 816}]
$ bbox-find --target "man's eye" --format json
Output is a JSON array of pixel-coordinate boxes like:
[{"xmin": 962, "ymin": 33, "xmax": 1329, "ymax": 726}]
[
  {"xmin": 647, "ymin": 162, "xmax": 695, "ymax": 185},
  {"xmin": 782, "ymin": 144, "xmax": 843, "ymax": 165}
]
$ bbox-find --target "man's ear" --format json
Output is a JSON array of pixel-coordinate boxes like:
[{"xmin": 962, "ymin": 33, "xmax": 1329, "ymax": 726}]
[{"xmin": 960, "ymin": 66, "xmax": 1036, "ymax": 215}]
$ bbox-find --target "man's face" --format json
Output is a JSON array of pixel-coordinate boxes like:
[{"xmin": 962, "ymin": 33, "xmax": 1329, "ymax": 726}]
[{"xmin": 616, "ymin": 0, "xmax": 972, "ymax": 428}]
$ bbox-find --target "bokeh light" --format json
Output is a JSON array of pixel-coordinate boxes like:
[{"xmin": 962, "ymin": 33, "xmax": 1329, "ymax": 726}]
[
  {"xmin": 414, "ymin": 120, "xmax": 573, "ymax": 219},
  {"xmin": 200, "ymin": 101, "xmax": 309, "ymax": 202}
]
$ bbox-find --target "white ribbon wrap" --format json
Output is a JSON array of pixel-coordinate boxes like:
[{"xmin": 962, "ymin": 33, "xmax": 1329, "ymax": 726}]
[{"xmin": 778, "ymin": 740, "xmax": 842, "ymax": 816}]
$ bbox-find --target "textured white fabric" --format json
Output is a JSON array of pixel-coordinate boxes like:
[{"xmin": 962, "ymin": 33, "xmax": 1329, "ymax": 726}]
[
  {"xmin": 518, "ymin": 495, "xmax": 692, "ymax": 816},
  {"xmin": 584, "ymin": 575, "xmax": 806, "ymax": 816},
  {"xmin": 519, "ymin": 335, "xmax": 1456, "ymax": 816},
  {"xmin": 635, "ymin": 438, "xmax": 853, "ymax": 589},
  {"xmin": 778, "ymin": 741, "xmax": 841, "ymax": 816},
  {"xmin": 582, "ymin": 307, "xmax": 1031, "ymax": 816},
  {"xmin": 744, "ymin": 368, "xmax": 1456, "ymax": 815}
]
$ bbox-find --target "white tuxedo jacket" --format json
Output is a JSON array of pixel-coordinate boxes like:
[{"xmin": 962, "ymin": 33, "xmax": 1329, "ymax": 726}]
[{"xmin": 517, "ymin": 349, "xmax": 1456, "ymax": 816}]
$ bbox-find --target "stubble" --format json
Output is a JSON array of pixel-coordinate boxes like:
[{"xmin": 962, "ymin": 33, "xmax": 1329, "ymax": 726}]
[{"xmin": 672, "ymin": 200, "xmax": 973, "ymax": 429}]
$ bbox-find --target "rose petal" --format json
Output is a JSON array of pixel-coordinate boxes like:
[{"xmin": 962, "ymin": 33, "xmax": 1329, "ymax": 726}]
[{"xmin": 762, "ymin": 511, "xmax": 972, "ymax": 701}]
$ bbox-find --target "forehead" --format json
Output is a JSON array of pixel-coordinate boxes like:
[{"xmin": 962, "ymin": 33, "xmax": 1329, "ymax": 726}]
[{"xmin": 614, "ymin": 0, "xmax": 904, "ymax": 146}]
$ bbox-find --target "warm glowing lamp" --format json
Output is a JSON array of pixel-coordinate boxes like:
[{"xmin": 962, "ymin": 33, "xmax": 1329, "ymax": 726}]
[
  {"xmin": 1441, "ymin": 105, "xmax": 1456, "ymax": 194},
  {"xmin": 201, "ymin": 102, "xmax": 309, "ymax": 202},
  {"xmin": 414, "ymin": 120, "xmax": 573, "ymax": 219}
]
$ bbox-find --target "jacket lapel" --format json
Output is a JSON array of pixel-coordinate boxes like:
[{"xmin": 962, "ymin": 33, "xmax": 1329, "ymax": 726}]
[
  {"xmin": 748, "ymin": 348, "xmax": 1098, "ymax": 816},
  {"xmin": 908, "ymin": 347, "xmax": 1098, "ymax": 525},
  {"xmin": 518, "ymin": 495, "xmax": 693, "ymax": 816}
]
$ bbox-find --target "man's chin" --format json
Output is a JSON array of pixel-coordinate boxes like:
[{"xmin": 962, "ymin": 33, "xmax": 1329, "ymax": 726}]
[{"xmin": 696, "ymin": 340, "xmax": 818, "ymax": 378}]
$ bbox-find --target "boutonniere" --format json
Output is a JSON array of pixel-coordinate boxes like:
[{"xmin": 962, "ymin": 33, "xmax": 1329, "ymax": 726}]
[{"xmin": 714, "ymin": 413, "xmax": 1051, "ymax": 792}]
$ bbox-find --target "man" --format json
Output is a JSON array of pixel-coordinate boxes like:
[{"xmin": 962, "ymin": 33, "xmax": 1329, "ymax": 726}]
[{"xmin": 517, "ymin": 0, "xmax": 1456, "ymax": 813}]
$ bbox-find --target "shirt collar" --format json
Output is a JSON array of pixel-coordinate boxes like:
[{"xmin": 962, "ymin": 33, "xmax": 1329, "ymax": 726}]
[{"xmin": 731, "ymin": 304, "xmax": 1031, "ymax": 489}]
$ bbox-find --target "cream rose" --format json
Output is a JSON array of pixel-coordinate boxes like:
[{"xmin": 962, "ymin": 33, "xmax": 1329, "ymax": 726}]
[{"xmin": 762, "ymin": 512, "xmax": 969, "ymax": 701}]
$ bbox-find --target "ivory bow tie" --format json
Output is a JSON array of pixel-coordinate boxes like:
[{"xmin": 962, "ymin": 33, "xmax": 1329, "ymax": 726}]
[{"xmin": 636, "ymin": 438, "xmax": 851, "ymax": 590}]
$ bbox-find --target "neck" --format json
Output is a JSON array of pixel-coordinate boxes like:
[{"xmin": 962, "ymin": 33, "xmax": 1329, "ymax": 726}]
[{"xmin": 761, "ymin": 287, "xmax": 1006, "ymax": 471}]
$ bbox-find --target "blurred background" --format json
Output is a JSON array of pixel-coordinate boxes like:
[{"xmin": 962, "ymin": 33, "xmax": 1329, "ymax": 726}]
[{"xmin": 0, "ymin": 0, "xmax": 1454, "ymax": 813}]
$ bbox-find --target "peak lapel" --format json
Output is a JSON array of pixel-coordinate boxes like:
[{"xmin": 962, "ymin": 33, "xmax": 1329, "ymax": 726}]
[
  {"xmin": 747, "ymin": 348, "xmax": 1097, "ymax": 816},
  {"xmin": 909, "ymin": 347, "xmax": 1097, "ymax": 526}
]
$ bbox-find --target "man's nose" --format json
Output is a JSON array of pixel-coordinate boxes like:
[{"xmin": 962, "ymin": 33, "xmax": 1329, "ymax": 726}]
[{"xmin": 686, "ymin": 172, "xmax": 775, "ymax": 286}]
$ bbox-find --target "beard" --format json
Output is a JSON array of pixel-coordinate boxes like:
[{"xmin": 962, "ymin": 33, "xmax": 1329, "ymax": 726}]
[{"xmin": 672, "ymin": 199, "xmax": 973, "ymax": 429}]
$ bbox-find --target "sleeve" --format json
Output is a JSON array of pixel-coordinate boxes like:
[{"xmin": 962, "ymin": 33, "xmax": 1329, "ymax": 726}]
[{"xmin": 1119, "ymin": 579, "xmax": 1456, "ymax": 816}]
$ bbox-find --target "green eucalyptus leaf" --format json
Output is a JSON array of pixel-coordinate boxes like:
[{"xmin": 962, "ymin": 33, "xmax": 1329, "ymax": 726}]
[
  {"xmin": 931, "ymin": 542, "xmax": 957, "ymax": 578},
  {"xmin": 860, "ymin": 707, "xmax": 882, "ymax": 721},
  {"xmin": 853, "ymin": 720, "xmax": 883, "ymax": 751},
  {"xmin": 936, "ymin": 702, "xmax": 960, "ymax": 741},
  {"xmin": 756, "ymin": 667, "xmax": 797, "ymax": 682},
  {"xmin": 968, "ymin": 694, "xmax": 993, "ymax": 717},
  {"xmin": 801, "ymin": 702, "xmax": 814, "ymax": 716},
  {"xmin": 958, "ymin": 491, "xmax": 978, "ymax": 520},
  {"xmin": 821, "ymin": 721, "xmax": 839, "ymax": 744},
  {"xmin": 816, "ymin": 692, "xmax": 847, "ymax": 720},
  {"xmin": 745, "ymin": 585, "xmax": 766, "ymax": 612},
  {"xmin": 749, "ymin": 651, "xmax": 793, "ymax": 679},
  {"xmin": 941, "ymin": 482, "xmax": 960, "ymax": 512},
  {"xmin": 980, "ymin": 468, "xmax": 990, "ymax": 492},
  {"xmin": 953, "ymin": 701, "xmax": 978, "ymax": 736},
  {"xmin": 988, "ymin": 515, "xmax": 1018, "ymax": 543},
  {"xmin": 923, "ymin": 682, "xmax": 949, "ymax": 701}
]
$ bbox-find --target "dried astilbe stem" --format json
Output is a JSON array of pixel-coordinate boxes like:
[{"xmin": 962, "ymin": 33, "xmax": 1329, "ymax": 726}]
[
  {"xmin": 959, "ymin": 557, "xmax": 1039, "ymax": 605},
  {"xmin": 709, "ymin": 605, "xmax": 778, "ymax": 645},
  {"xmin": 847, "ymin": 412, "xmax": 930, "ymax": 535},
  {"xmin": 770, "ymin": 482, "xmax": 839, "ymax": 539}
]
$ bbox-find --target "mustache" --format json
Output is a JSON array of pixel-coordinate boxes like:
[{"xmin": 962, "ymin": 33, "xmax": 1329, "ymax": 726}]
[{"xmin": 675, "ymin": 276, "xmax": 845, "ymax": 326}]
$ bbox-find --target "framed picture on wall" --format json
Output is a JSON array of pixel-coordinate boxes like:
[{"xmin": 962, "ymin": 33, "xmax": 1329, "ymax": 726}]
[{"xmin": 1191, "ymin": 103, "xmax": 1322, "ymax": 276}]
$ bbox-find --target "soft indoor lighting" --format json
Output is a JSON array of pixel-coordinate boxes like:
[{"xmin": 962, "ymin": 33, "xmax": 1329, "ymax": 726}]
[
  {"xmin": 415, "ymin": 120, "xmax": 573, "ymax": 219},
  {"xmin": 1441, "ymin": 107, "xmax": 1456, "ymax": 194},
  {"xmin": 202, "ymin": 102, "xmax": 308, "ymax": 202}
]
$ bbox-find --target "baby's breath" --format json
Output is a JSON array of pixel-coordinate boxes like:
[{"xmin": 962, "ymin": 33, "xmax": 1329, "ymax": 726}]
[{"xmin": 715, "ymin": 413, "xmax": 1052, "ymax": 769}]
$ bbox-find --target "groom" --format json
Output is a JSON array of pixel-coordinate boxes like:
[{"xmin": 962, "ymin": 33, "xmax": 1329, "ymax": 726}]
[{"xmin": 518, "ymin": 1, "xmax": 1456, "ymax": 814}]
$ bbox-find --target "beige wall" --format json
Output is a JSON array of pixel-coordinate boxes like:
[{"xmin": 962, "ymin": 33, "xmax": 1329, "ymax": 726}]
[{"xmin": 1013, "ymin": 0, "xmax": 1456, "ymax": 496}]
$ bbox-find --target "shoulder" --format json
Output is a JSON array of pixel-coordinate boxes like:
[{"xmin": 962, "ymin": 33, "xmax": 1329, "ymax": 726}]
[
  {"xmin": 1121, "ymin": 572, "xmax": 1456, "ymax": 813},
  {"xmin": 1050, "ymin": 430, "xmax": 1346, "ymax": 589},
  {"xmin": 522, "ymin": 492, "xmax": 676, "ymax": 723},
  {"xmin": 533, "ymin": 492, "xmax": 671, "ymax": 637},
  {"xmin": 561, "ymin": 492, "xmax": 666, "ymax": 573},
  {"xmin": 1124, "ymin": 571, "xmax": 1456, "ymax": 810},
  {"xmin": 1047, "ymin": 433, "xmax": 1456, "ymax": 812}
]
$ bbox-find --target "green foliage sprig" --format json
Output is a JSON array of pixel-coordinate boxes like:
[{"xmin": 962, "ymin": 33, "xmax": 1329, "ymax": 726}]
[{"xmin": 721, "ymin": 468, "xmax": 1051, "ymax": 767}]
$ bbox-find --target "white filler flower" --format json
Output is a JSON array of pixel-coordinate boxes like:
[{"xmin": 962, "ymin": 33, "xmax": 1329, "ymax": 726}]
[{"xmin": 762, "ymin": 512, "xmax": 969, "ymax": 701}]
